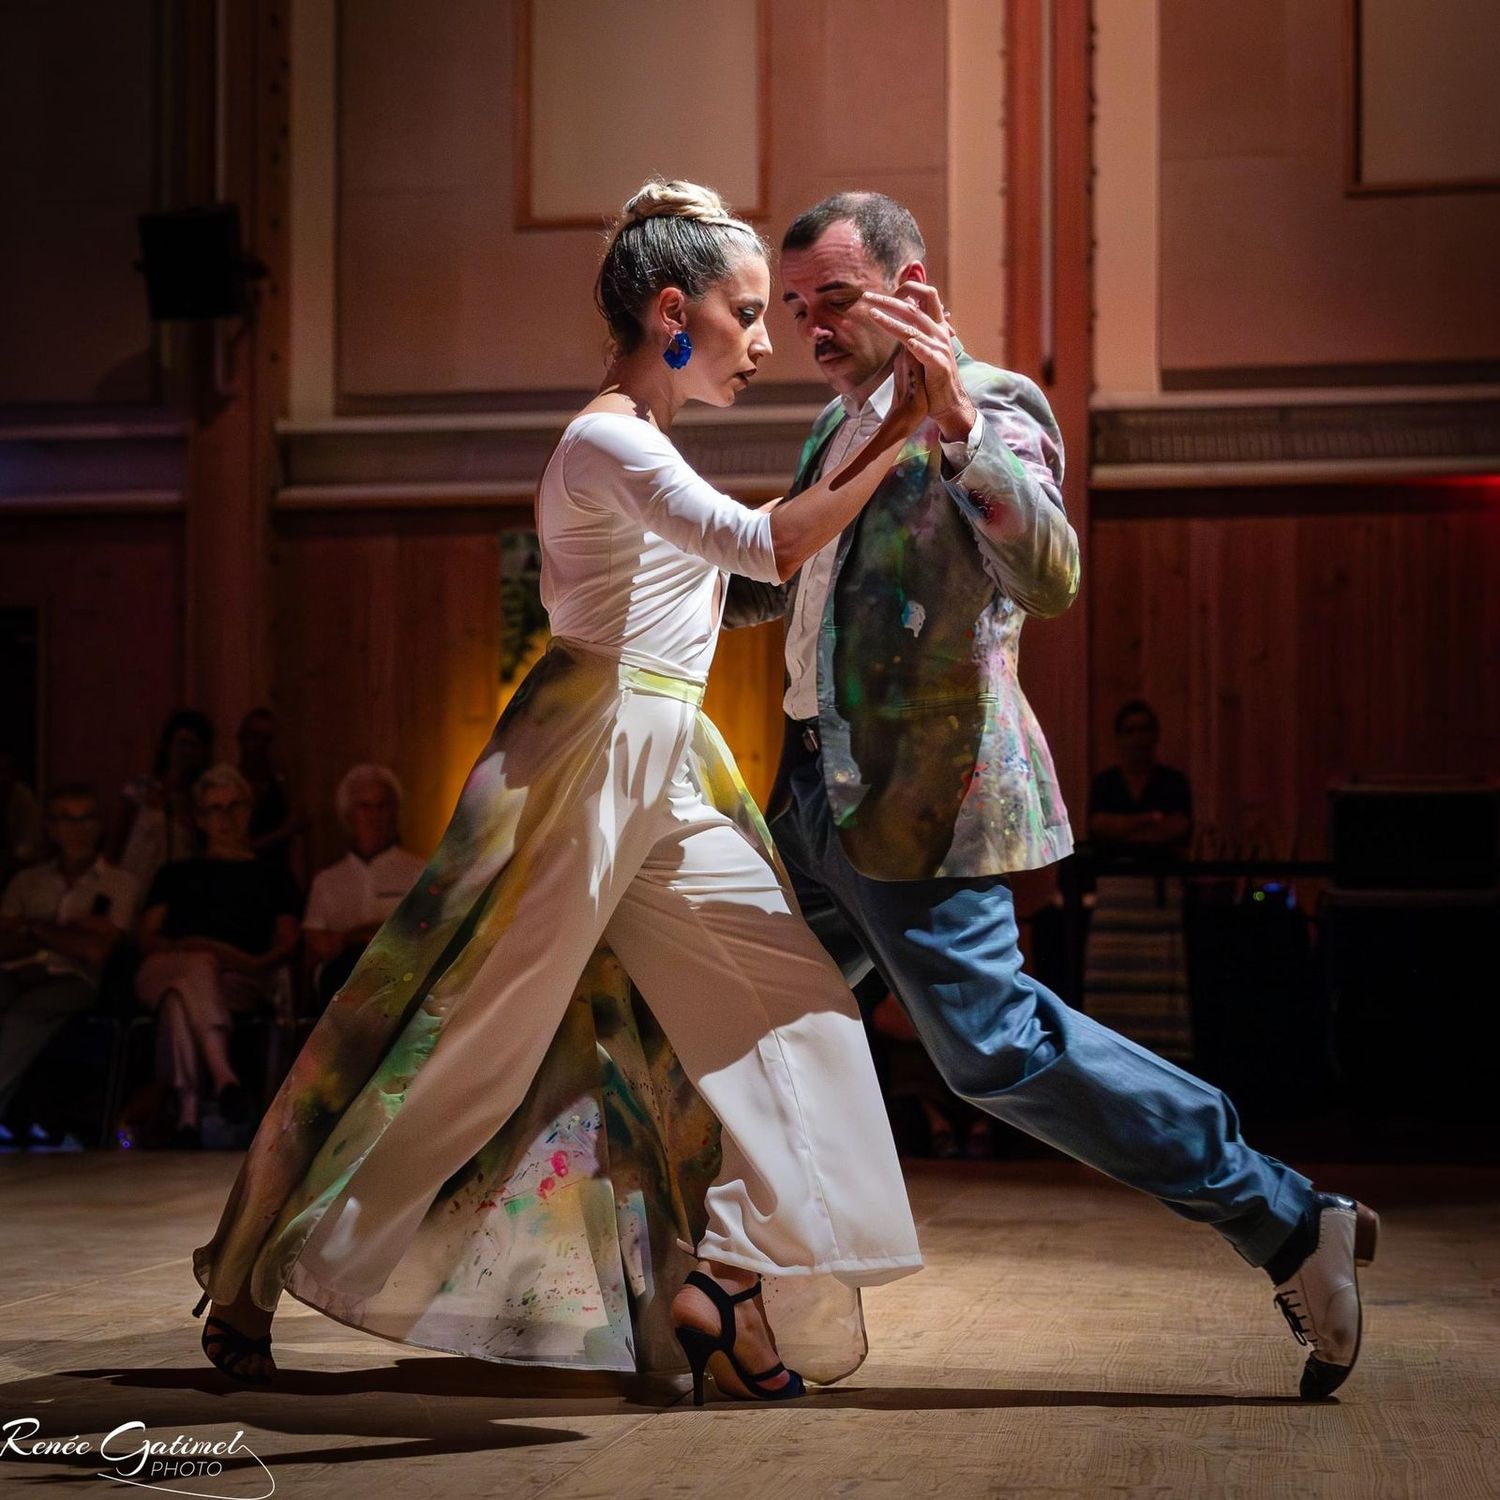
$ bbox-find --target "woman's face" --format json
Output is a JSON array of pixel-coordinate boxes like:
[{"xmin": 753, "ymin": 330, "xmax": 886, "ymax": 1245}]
[
  {"xmin": 676, "ymin": 252, "xmax": 772, "ymax": 407},
  {"xmin": 196, "ymin": 784, "xmax": 253, "ymax": 851}
]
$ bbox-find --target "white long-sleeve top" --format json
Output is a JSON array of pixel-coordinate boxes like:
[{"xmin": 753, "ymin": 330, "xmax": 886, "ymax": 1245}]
[{"xmin": 538, "ymin": 411, "xmax": 780, "ymax": 683}]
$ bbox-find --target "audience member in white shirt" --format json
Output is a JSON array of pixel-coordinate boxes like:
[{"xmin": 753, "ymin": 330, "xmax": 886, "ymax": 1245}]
[
  {"xmin": 0, "ymin": 783, "xmax": 141, "ymax": 1144},
  {"xmin": 303, "ymin": 764, "xmax": 425, "ymax": 1006}
]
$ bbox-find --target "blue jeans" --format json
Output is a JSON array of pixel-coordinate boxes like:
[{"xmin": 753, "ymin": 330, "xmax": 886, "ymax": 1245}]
[{"xmin": 770, "ymin": 746, "xmax": 1313, "ymax": 1267}]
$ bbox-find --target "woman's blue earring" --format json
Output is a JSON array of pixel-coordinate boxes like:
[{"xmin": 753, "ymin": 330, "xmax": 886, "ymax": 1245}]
[{"xmin": 663, "ymin": 330, "xmax": 693, "ymax": 369}]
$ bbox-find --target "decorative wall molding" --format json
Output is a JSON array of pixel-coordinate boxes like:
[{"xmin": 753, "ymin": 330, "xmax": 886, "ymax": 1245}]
[
  {"xmin": 276, "ymin": 397, "xmax": 826, "ymax": 510},
  {"xmin": 0, "ymin": 416, "xmax": 188, "ymax": 511},
  {"xmin": 1092, "ymin": 392, "xmax": 1500, "ymax": 488}
]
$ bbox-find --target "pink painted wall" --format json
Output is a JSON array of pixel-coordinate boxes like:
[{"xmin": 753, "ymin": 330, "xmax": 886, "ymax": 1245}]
[
  {"xmin": 335, "ymin": 0, "xmax": 951, "ymax": 401},
  {"xmin": 1159, "ymin": 0, "xmax": 1500, "ymax": 381}
]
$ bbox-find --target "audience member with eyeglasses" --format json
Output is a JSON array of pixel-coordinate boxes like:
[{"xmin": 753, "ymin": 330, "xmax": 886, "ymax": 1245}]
[{"xmin": 133, "ymin": 764, "xmax": 301, "ymax": 1148}]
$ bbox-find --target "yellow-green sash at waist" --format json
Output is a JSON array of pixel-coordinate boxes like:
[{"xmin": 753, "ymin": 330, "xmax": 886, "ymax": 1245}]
[{"xmin": 548, "ymin": 636, "xmax": 707, "ymax": 708}]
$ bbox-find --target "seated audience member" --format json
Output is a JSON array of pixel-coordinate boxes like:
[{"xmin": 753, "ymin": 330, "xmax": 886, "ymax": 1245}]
[
  {"xmin": 0, "ymin": 748, "xmax": 44, "ymax": 889},
  {"xmin": 134, "ymin": 764, "xmax": 301, "ymax": 1148},
  {"xmin": 114, "ymin": 710, "xmax": 214, "ymax": 891},
  {"xmin": 0, "ymin": 784, "xmax": 141, "ymax": 1149},
  {"xmin": 1082, "ymin": 699, "xmax": 1195, "ymax": 1061},
  {"xmin": 237, "ymin": 707, "xmax": 306, "ymax": 884},
  {"xmin": 303, "ymin": 764, "xmax": 425, "ymax": 1006},
  {"xmin": 1087, "ymin": 698, "xmax": 1193, "ymax": 860}
]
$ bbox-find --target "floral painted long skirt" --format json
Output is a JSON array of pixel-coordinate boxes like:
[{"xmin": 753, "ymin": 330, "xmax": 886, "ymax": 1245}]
[{"xmin": 192, "ymin": 639, "xmax": 921, "ymax": 1381}]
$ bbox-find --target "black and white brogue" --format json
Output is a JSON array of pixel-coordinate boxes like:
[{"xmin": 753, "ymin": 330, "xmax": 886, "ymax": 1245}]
[{"xmin": 1272, "ymin": 1192, "xmax": 1380, "ymax": 1400}]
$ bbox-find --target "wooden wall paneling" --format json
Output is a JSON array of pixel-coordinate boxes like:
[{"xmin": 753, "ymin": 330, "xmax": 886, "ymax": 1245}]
[
  {"xmin": 1087, "ymin": 518, "xmax": 1145, "ymax": 759},
  {"xmin": 1453, "ymin": 506, "xmax": 1500, "ymax": 776},
  {"xmin": 1213, "ymin": 517, "xmax": 1301, "ymax": 855},
  {"xmin": 1139, "ymin": 521, "xmax": 1191, "ymax": 779},
  {"xmin": 274, "ymin": 516, "xmax": 502, "ymax": 872},
  {"xmin": 0, "ymin": 518, "xmax": 184, "ymax": 822},
  {"xmin": 1091, "ymin": 494, "xmax": 1500, "ymax": 862},
  {"xmin": 1183, "ymin": 521, "xmax": 1223, "ymax": 848}
]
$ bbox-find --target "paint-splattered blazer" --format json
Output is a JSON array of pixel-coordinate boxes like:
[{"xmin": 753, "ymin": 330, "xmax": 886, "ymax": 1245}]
[{"xmin": 727, "ymin": 347, "xmax": 1080, "ymax": 880}]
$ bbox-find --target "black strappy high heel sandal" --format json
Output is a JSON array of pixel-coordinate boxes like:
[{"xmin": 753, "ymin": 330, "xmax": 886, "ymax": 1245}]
[
  {"xmin": 191, "ymin": 1291, "xmax": 275, "ymax": 1385},
  {"xmin": 672, "ymin": 1271, "xmax": 806, "ymax": 1406}
]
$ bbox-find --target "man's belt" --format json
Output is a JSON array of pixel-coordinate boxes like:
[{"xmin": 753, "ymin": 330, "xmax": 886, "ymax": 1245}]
[{"xmin": 791, "ymin": 715, "xmax": 820, "ymax": 753}]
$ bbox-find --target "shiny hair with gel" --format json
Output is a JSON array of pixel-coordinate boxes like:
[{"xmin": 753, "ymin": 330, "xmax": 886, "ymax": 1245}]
[{"xmin": 595, "ymin": 178, "xmax": 769, "ymax": 356}]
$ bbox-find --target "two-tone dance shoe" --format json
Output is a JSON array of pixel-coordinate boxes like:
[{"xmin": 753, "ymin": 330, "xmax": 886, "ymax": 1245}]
[
  {"xmin": 192, "ymin": 1291, "xmax": 276, "ymax": 1385},
  {"xmin": 1270, "ymin": 1192, "xmax": 1379, "ymax": 1400},
  {"xmin": 671, "ymin": 1271, "xmax": 806, "ymax": 1406}
]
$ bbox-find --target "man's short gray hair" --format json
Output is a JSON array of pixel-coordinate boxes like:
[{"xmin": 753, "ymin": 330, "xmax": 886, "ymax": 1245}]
[
  {"xmin": 781, "ymin": 191, "xmax": 926, "ymax": 281},
  {"xmin": 336, "ymin": 763, "xmax": 404, "ymax": 829}
]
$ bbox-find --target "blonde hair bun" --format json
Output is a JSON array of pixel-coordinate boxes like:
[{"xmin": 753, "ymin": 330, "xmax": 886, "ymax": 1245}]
[{"xmin": 622, "ymin": 178, "xmax": 729, "ymax": 224}]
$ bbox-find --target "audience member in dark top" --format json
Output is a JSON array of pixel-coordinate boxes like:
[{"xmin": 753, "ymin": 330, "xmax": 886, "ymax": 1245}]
[
  {"xmin": 134, "ymin": 763, "xmax": 301, "ymax": 1147},
  {"xmin": 113, "ymin": 710, "xmax": 214, "ymax": 892},
  {"xmin": 236, "ymin": 708, "xmax": 306, "ymax": 886},
  {"xmin": 1081, "ymin": 700, "xmax": 1196, "ymax": 1058},
  {"xmin": 0, "ymin": 784, "xmax": 140, "ymax": 1148},
  {"xmin": 1088, "ymin": 699, "xmax": 1193, "ymax": 862}
]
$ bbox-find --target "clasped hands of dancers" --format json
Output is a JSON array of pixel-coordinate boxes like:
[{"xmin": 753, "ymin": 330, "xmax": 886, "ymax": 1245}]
[{"xmin": 190, "ymin": 180, "xmax": 1376, "ymax": 1406}]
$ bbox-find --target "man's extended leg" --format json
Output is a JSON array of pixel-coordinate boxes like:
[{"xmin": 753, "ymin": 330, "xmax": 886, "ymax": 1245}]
[
  {"xmin": 771, "ymin": 749, "xmax": 1375, "ymax": 1396},
  {"xmin": 772, "ymin": 751, "xmax": 1310, "ymax": 1264}
]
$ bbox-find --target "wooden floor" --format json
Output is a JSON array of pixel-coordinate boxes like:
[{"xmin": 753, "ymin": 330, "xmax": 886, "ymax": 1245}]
[{"xmin": 2, "ymin": 1154, "xmax": 1496, "ymax": 1499}]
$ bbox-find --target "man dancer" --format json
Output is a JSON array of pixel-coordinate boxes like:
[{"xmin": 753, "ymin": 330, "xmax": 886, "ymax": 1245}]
[{"xmin": 727, "ymin": 192, "xmax": 1375, "ymax": 1400}]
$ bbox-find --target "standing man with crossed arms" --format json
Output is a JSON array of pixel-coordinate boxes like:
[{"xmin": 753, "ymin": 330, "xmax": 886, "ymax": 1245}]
[{"xmin": 726, "ymin": 192, "xmax": 1376, "ymax": 1400}]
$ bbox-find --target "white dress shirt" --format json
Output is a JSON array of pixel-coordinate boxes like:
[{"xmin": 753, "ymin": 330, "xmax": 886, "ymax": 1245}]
[
  {"xmin": 783, "ymin": 377, "xmax": 983, "ymax": 719},
  {"xmin": 303, "ymin": 845, "xmax": 427, "ymax": 934},
  {"xmin": 1, "ymin": 856, "xmax": 141, "ymax": 982}
]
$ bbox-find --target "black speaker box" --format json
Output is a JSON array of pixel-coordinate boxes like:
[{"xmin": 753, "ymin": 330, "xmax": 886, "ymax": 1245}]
[
  {"xmin": 1321, "ymin": 890, "xmax": 1500, "ymax": 1133},
  {"xmin": 1329, "ymin": 781, "xmax": 1499, "ymax": 890},
  {"xmin": 136, "ymin": 204, "xmax": 249, "ymax": 320}
]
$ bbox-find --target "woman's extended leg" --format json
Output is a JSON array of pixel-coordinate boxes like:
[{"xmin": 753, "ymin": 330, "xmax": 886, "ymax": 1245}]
[{"xmin": 603, "ymin": 793, "xmax": 921, "ymax": 1392}]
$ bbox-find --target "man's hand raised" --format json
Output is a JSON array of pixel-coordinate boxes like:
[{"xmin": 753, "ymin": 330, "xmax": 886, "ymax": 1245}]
[{"xmin": 864, "ymin": 281, "xmax": 977, "ymax": 444}]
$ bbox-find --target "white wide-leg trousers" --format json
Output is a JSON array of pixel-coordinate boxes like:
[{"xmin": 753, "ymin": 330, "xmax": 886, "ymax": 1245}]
[{"xmin": 295, "ymin": 685, "xmax": 921, "ymax": 1300}]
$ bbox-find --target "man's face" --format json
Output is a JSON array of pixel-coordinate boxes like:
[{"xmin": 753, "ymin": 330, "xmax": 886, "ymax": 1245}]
[
  {"xmin": 780, "ymin": 220, "xmax": 906, "ymax": 401},
  {"xmin": 1116, "ymin": 713, "xmax": 1159, "ymax": 769},
  {"xmin": 347, "ymin": 780, "xmax": 398, "ymax": 858},
  {"xmin": 48, "ymin": 795, "xmax": 101, "ymax": 865}
]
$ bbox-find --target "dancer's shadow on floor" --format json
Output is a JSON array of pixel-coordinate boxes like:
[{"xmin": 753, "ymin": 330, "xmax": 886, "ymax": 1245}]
[
  {"xmin": 813, "ymin": 1384, "xmax": 1306, "ymax": 1411},
  {"xmin": 0, "ymin": 1355, "xmax": 664, "ymax": 1484},
  {"xmin": 6, "ymin": 1348, "xmax": 1308, "ymax": 1488},
  {"xmin": 65, "ymin": 1354, "xmax": 678, "ymax": 1408}
]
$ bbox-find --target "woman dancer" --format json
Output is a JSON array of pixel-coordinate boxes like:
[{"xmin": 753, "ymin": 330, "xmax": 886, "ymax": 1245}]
[{"xmin": 192, "ymin": 180, "xmax": 929, "ymax": 1401}]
